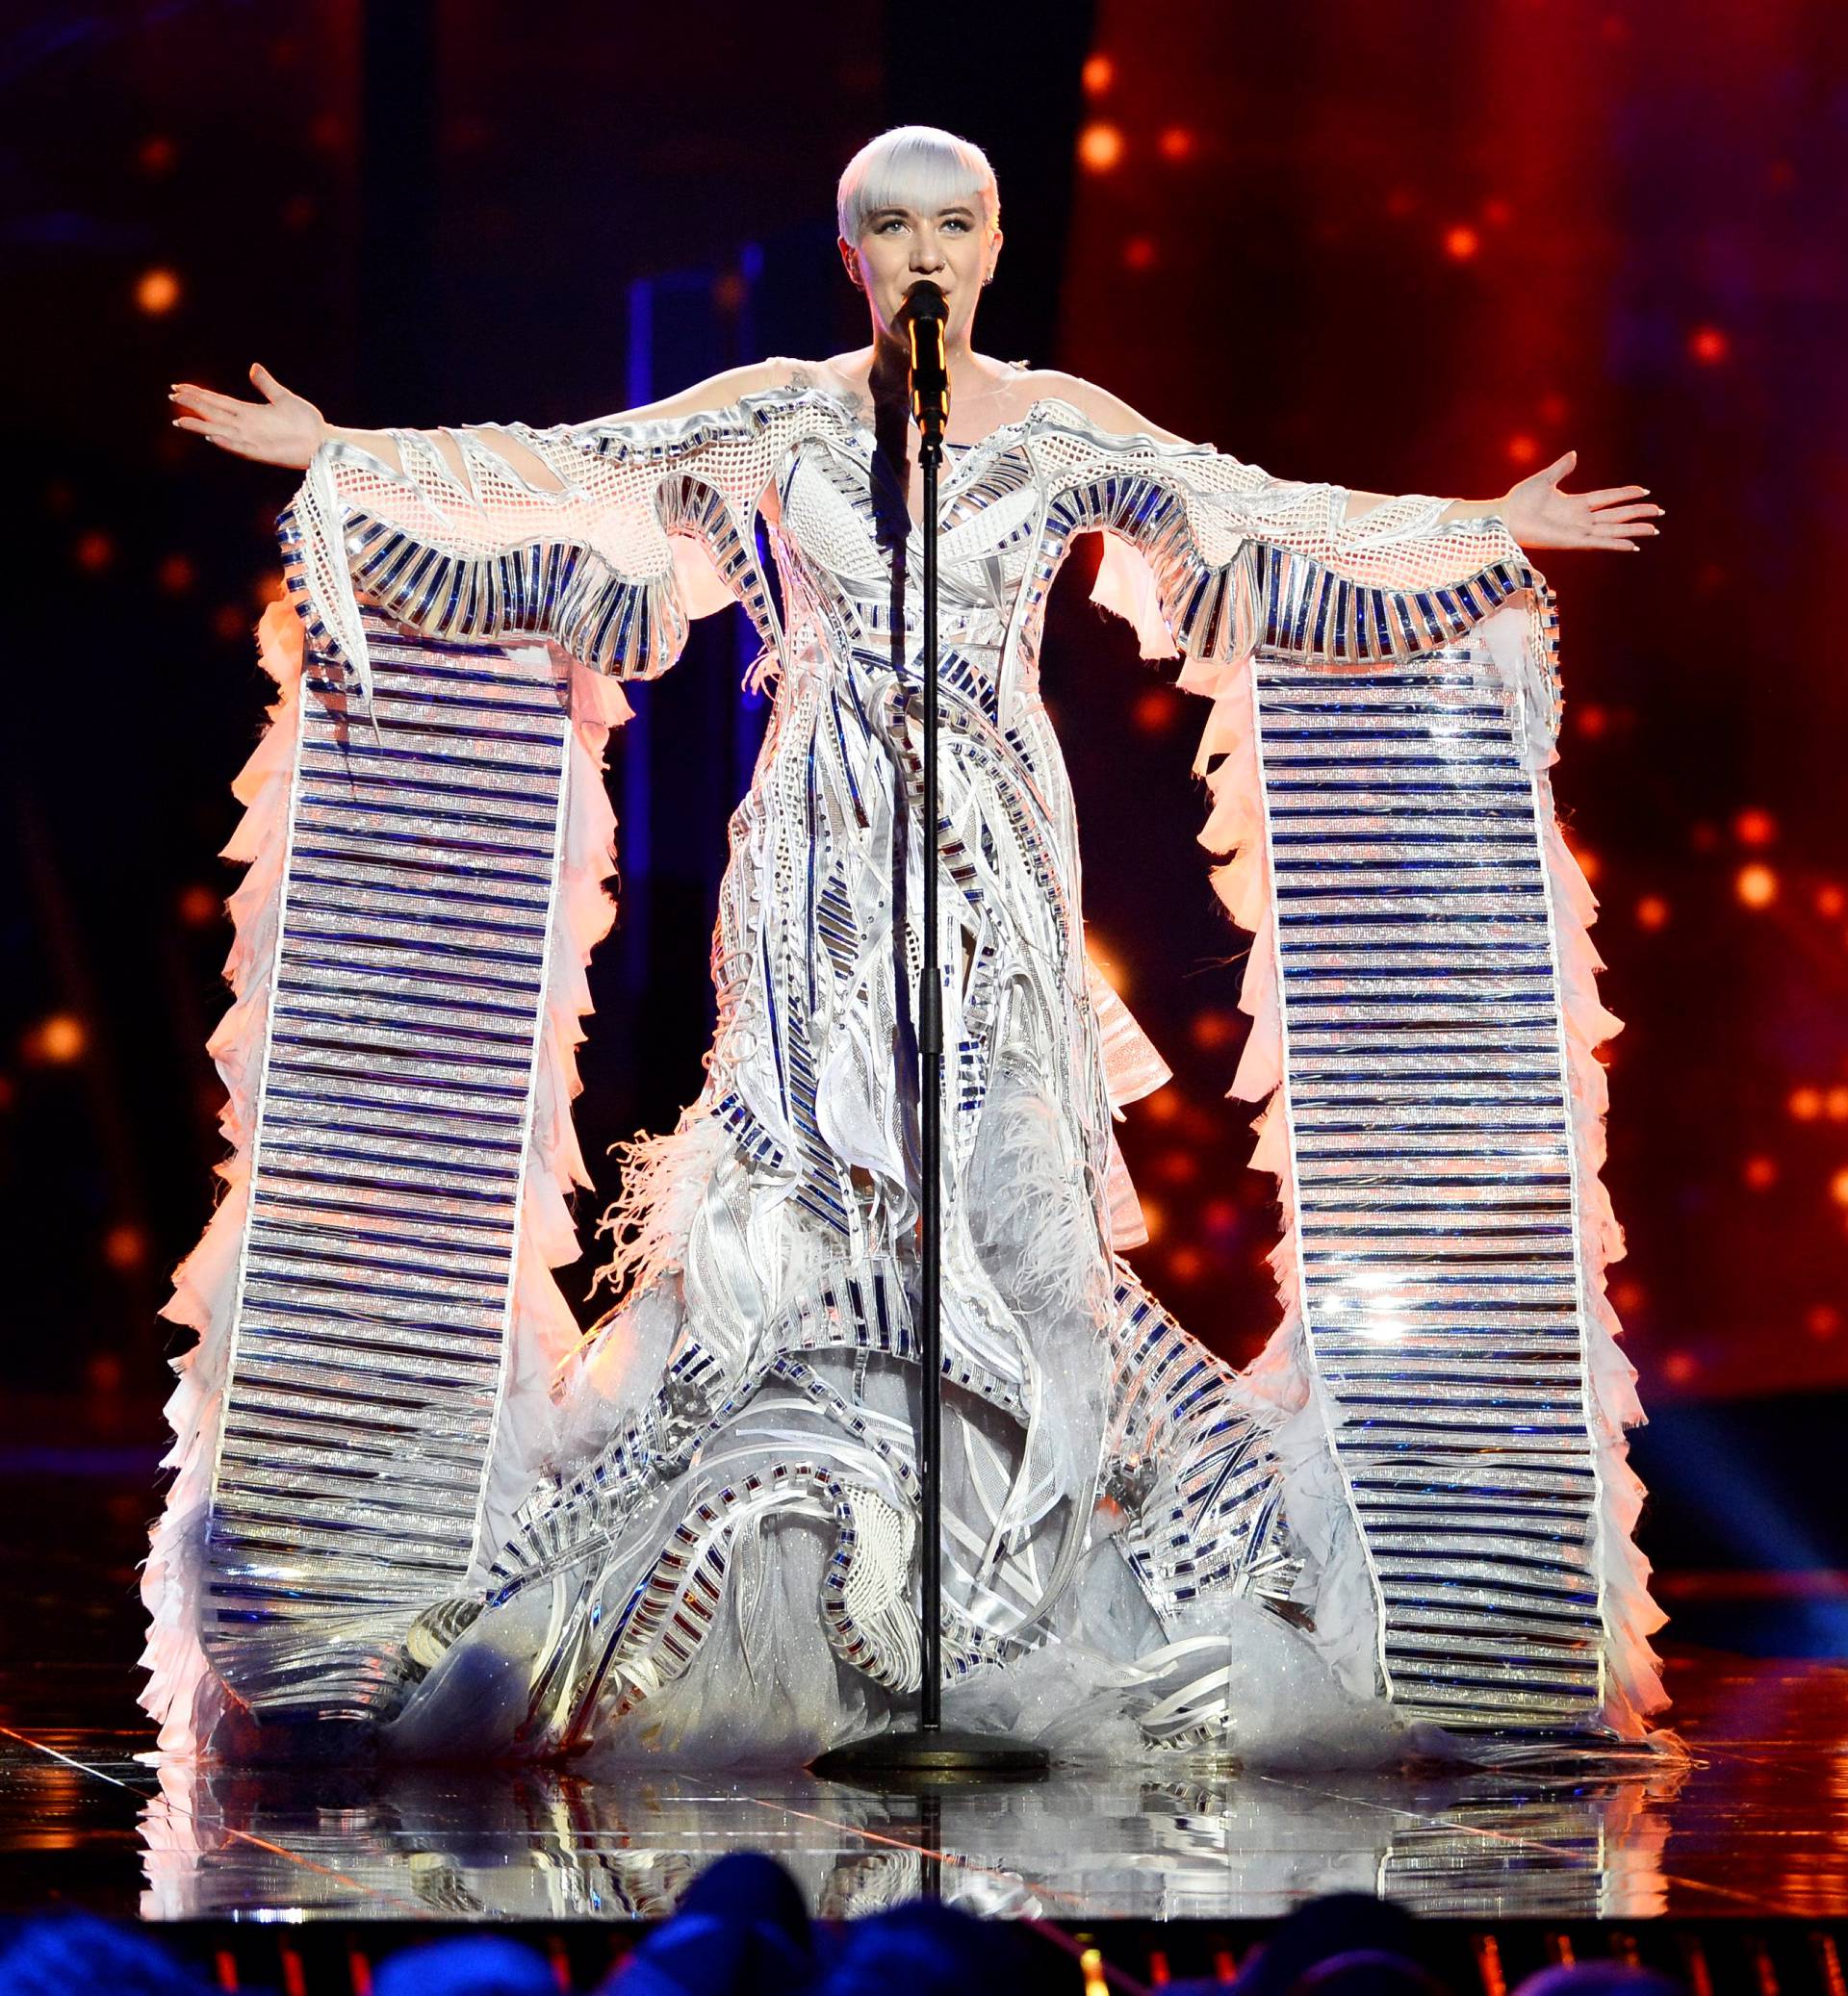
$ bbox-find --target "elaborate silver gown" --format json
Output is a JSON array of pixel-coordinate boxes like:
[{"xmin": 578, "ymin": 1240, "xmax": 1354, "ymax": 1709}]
[{"xmin": 142, "ymin": 374, "xmax": 1665, "ymax": 1764}]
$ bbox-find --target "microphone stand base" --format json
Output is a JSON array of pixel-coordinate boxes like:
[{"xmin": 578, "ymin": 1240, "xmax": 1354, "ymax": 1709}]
[{"xmin": 809, "ymin": 1726, "xmax": 1050, "ymax": 1788}]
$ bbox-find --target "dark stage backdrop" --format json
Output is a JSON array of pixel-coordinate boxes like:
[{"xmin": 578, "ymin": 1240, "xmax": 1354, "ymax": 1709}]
[{"xmin": 5, "ymin": 1, "xmax": 1846, "ymax": 1598}]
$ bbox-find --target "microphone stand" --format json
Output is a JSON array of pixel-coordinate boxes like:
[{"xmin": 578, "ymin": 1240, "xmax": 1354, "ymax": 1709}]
[{"xmin": 810, "ymin": 289, "xmax": 1049, "ymax": 1792}]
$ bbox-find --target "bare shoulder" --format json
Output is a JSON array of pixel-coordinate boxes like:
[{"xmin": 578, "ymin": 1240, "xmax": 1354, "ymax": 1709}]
[{"xmin": 1016, "ymin": 368, "xmax": 1193, "ymax": 447}]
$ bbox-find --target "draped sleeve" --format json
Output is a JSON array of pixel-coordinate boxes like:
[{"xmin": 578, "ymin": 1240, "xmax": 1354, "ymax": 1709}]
[
  {"xmin": 1061, "ymin": 410, "xmax": 1562, "ymax": 767},
  {"xmin": 276, "ymin": 385, "xmax": 843, "ymax": 713}
]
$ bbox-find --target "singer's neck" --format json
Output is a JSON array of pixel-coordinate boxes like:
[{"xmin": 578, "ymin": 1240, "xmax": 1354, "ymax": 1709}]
[{"xmin": 863, "ymin": 332, "xmax": 1001, "ymax": 398}]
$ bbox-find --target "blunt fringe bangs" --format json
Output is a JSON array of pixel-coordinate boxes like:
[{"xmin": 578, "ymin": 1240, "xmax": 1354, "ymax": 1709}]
[{"xmin": 836, "ymin": 125, "xmax": 999, "ymax": 242}]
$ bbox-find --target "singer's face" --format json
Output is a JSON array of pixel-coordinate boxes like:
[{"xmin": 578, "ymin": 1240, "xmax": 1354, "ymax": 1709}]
[{"xmin": 842, "ymin": 200, "xmax": 999, "ymax": 345}]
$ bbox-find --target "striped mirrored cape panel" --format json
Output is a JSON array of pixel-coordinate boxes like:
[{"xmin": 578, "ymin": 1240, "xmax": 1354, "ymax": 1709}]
[
  {"xmin": 1252, "ymin": 644, "xmax": 1604, "ymax": 1733},
  {"xmin": 203, "ymin": 607, "xmax": 573, "ymax": 1723}
]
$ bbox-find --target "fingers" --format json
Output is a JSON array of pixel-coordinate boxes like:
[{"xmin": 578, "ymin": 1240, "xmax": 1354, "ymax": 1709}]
[
  {"xmin": 1542, "ymin": 448, "xmax": 1577, "ymax": 483},
  {"xmin": 249, "ymin": 361, "xmax": 289, "ymax": 402},
  {"xmin": 169, "ymin": 384, "xmax": 249, "ymax": 417},
  {"xmin": 1581, "ymin": 484, "xmax": 1651, "ymax": 508},
  {"xmin": 1595, "ymin": 501, "xmax": 1663, "ymax": 525}
]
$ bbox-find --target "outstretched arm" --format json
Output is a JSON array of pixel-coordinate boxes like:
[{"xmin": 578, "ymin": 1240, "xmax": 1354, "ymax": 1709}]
[
  {"xmin": 168, "ymin": 358, "xmax": 801, "ymax": 486},
  {"xmin": 1032, "ymin": 371, "xmax": 1662, "ymax": 555}
]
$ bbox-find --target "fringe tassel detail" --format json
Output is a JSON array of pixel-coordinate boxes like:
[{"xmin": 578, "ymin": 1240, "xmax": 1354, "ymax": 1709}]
[{"xmin": 139, "ymin": 600, "xmax": 303, "ymax": 1756}]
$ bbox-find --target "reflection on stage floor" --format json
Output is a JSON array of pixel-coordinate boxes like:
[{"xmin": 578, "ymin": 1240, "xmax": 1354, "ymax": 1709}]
[{"xmin": 5, "ymin": 1440, "xmax": 1848, "ymax": 1925}]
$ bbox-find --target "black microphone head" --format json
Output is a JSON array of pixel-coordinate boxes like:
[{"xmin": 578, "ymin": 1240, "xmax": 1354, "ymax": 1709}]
[{"xmin": 902, "ymin": 279, "xmax": 948, "ymax": 323}]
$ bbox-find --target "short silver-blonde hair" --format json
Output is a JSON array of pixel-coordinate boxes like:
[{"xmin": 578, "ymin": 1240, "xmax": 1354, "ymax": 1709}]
[{"xmin": 836, "ymin": 125, "xmax": 999, "ymax": 243}]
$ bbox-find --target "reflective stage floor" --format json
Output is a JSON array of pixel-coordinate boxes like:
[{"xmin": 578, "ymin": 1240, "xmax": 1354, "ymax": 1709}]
[{"xmin": 7, "ymin": 1438, "xmax": 1848, "ymax": 1926}]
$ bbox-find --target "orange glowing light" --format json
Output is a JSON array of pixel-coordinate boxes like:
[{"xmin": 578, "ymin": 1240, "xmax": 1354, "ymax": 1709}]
[
  {"xmin": 1156, "ymin": 1150, "xmax": 1199, "ymax": 1186},
  {"xmin": 1663, "ymin": 1351, "xmax": 1699, "ymax": 1386},
  {"xmin": 1132, "ymin": 689, "xmax": 1174, "ymax": 734},
  {"xmin": 1790, "ymin": 1087, "xmax": 1823, "ymax": 1121},
  {"xmin": 26, "ymin": 1013, "xmax": 88, "ymax": 1064},
  {"xmin": 1828, "ymin": 1088, "xmax": 1848, "ymax": 1122},
  {"xmin": 102, "ymin": 1224, "xmax": 147, "ymax": 1271},
  {"xmin": 1808, "ymin": 1305, "xmax": 1841, "ymax": 1341},
  {"xmin": 157, "ymin": 553, "xmax": 196, "ymax": 594},
  {"xmin": 1736, "ymin": 862, "xmax": 1779, "ymax": 908},
  {"xmin": 1831, "ymin": 1168, "xmax": 1848, "ymax": 1209},
  {"xmin": 1168, "ymin": 1247, "xmax": 1204, "ymax": 1283},
  {"xmin": 1139, "ymin": 1197, "xmax": 1166, "ymax": 1242},
  {"xmin": 711, "ymin": 271, "xmax": 747, "ymax": 313},
  {"xmin": 136, "ymin": 267, "xmax": 182, "ymax": 316},
  {"xmin": 1443, "ymin": 225, "xmax": 1480, "ymax": 261},
  {"xmin": 1191, "ymin": 1011, "xmax": 1238, "ymax": 1050},
  {"xmin": 75, "ymin": 530, "xmax": 116, "ymax": 573},
  {"xmin": 1158, "ymin": 127, "xmax": 1195, "ymax": 162},
  {"xmin": 1611, "ymin": 1279, "xmax": 1647, "ymax": 1315},
  {"xmin": 1733, "ymin": 806, "xmax": 1777, "ymax": 847},
  {"xmin": 212, "ymin": 604, "xmax": 248, "ymax": 642},
  {"xmin": 1742, "ymin": 1155, "xmax": 1779, "ymax": 1190},
  {"xmin": 1505, "ymin": 433, "xmax": 1540, "ymax": 467},
  {"xmin": 1143, "ymin": 1090, "xmax": 1180, "ymax": 1125},
  {"xmin": 1122, "ymin": 236, "xmax": 1158, "ymax": 271},
  {"xmin": 1573, "ymin": 845, "xmax": 1603, "ymax": 884},
  {"xmin": 1078, "ymin": 123, "xmax": 1124, "ymax": 172},
  {"xmin": 1081, "ymin": 54, "xmax": 1115, "ymax": 95},
  {"xmin": 177, "ymin": 883, "xmax": 219, "ymax": 927},
  {"xmin": 1817, "ymin": 884, "xmax": 1846, "ymax": 918},
  {"xmin": 1635, "ymin": 895, "xmax": 1670, "ymax": 931},
  {"xmin": 1688, "ymin": 324, "xmax": 1729, "ymax": 365}
]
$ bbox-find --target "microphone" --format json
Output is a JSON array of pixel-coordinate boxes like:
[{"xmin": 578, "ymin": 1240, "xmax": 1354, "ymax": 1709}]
[{"xmin": 903, "ymin": 280, "xmax": 950, "ymax": 448}]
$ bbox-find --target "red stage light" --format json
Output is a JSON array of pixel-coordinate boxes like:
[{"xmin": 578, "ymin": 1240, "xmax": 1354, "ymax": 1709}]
[
  {"xmin": 103, "ymin": 1224, "xmax": 148, "ymax": 1271},
  {"xmin": 1831, "ymin": 1168, "xmax": 1848, "ymax": 1208},
  {"xmin": 1505, "ymin": 433, "xmax": 1540, "ymax": 467},
  {"xmin": 1636, "ymin": 895, "xmax": 1670, "ymax": 931},
  {"xmin": 1081, "ymin": 54, "xmax": 1115, "ymax": 96},
  {"xmin": 1817, "ymin": 884, "xmax": 1846, "ymax": 918},
  {"xmin": 1689, "ymin": 324, "xmax": 1730, "ymax": 365},
  {"xmin": 1078, "ymin": 124, "xmax": 1125, "ymax": 172},
  {"xmin": 1808, "ymin": 1305, "xmax": 1841, "ymax": 1341},
  {"xmin": 177, "ymin": 883, "xmax": 219, "ymax": 927},
  {"xmin": 1733, "ymin": 806, "xmax": 1777, "ymax": 846},
  {"xmin": 24, "ymin": 1014, "xmax": 88, "ymax": 1065},
  {"xmin": 157, "ymin": 553, "xmax": 196, "ymax": 594},
  {"xmin": 74, "ymin": 530, "xmax": 116, "ymax": 573},
  {"xmin": 1158, "ymin": 127, "xmax": 1195, "ymax": 162},
  {"xmin": 1443, "ymin": 225, "xmax": 1480, "ymax": 261},
  {"xmin": 136, "ymin": 268, "xmax": 182, "ymax": 317},
  {"xmin": 1122, "ymin": 238, "xmax": 1159, "ymax": 273},
  {"xmin": 1790, "ymin": 1087, "xmax": 1823, "ymax": 1121},
  {"xmin": 1743, "ymin": 1156, "xmax": 1779, "ymax": 1190},
  {"xmin": 1576, "ymin": 704, "xmax": 1609, "ymax": 738},
  {"xmin": 1736, "ymin": 863, "xmax": 1779, "ymax": 908}
]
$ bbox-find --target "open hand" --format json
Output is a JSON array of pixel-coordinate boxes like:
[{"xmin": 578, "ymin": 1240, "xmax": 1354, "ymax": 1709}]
[
  {"xmin": 168, "ymin": 363, "xmax": 327, "ymax": 471},
  {"xmin": 1501, "ymin": 450, "xmax": 1662, "ymax": 552}
]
